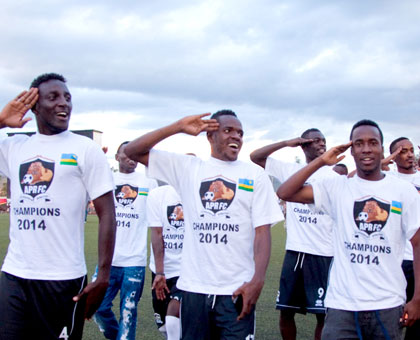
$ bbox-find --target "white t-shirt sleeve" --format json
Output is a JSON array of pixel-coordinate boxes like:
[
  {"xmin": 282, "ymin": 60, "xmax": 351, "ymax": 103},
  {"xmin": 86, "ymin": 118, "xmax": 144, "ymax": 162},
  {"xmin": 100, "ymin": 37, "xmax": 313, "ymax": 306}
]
[
  {"xmin": 266, "ymin": 157, "xmax": 302, "ymax": 183},
  {"xmin": 0, "ymin": 135, "xmax": 27, "ymax": 178},
  {"xmin": 312, "ymin": 176, "xmax": 338, "ymax": 218},
  {"xmin": 402, "ymin": 185, "xmax": 420, "ymax": 241},
  {"xmin": 81, "ymin": 142, "xmax": 114, "ymax": 200},
  {"xmin": 147, "ymin": 149, "xmax": 196, "ymax": 192},
  {"xmin": 251, "ymin": 171, "xmax": 284, "ymax": 228},
  {"xmin": 147, "ymin": 187, "xmax": 163, "ymax": 227}
]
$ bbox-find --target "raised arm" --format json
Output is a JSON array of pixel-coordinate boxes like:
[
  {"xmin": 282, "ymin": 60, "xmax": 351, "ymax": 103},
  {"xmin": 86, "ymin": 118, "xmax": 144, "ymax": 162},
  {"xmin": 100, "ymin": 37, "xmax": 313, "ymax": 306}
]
[
  {"xmin": 403, "ymin": 228, "xmax": 420, "ymax": 326},
  {"xmin": 250, "ymin": 137, "xmax": 314, "ymax": 168},
  {"xmin": 233, "ymin": 224, "xmax": 271, "ymax": 320},
  {"xmin": 151, "ymin": 227, "xmax": 170, "ymax": 300},
  {"xmin": 0, "ymin": 88, "xmax": 38, "ymax": 129},
  {"xmin": 277, "ymin": 142, "xmax": 351, "ymax": 203},
  {"xmin": 125, "ymin": 113, "xmax": 219, "ymax": 166},
  {"xmin": 73, "ymin": 191, "xmax": 116, "ymax": 319}
]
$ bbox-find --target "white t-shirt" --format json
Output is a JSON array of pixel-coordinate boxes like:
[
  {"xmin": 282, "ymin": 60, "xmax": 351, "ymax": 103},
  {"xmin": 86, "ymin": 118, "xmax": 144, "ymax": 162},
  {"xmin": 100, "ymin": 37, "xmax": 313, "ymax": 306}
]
[
  {"xmin": 386, "ymin": 170, "xmax": 420, "ymax": 261},
  {"xmin": 112, "ymin": 171, "xmax": 157, "ymax": 267},
  {"xmin": 148, "ymin": 150, "xmax": 284, "ymax": 295},
  {"xmin": 312, "ymin": 173, "xmax": 420, "ymax": 311},
  {"xmin": 0, "ymin": 131, "xmax": 114, "ymax": 280},
  {"xmin": 266, "ymin": 157, "xmax": 337, "ymax": 256},
  {"xmin": 147, "ymin": 185, "xmax": 185, "ymax": 279}
]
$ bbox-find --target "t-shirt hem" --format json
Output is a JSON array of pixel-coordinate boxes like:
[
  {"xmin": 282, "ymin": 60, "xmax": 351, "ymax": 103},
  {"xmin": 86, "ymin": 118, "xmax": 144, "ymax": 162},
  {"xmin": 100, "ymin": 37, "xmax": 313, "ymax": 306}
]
[
  {"xmin": 325, "ymin": 300, "xmax": 404, "ymax": 311},
  {"xmin": 285, "ymin": 245, "xmax": 334, "ymax": 257},
  {"xmin": 2, "ymin": 267, "xmax": 87, "ymax": 281}
]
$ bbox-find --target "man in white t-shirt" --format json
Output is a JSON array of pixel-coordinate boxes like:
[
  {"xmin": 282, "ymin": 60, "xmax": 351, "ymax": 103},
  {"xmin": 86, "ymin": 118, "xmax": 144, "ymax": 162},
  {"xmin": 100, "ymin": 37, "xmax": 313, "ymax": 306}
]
[
  {"xmin": 387, "ymin": 137, "xmax": 420, "ymax": 340},
  {"xmin": 93, "ymin": 141, "xmax": 157, "ymax": 340},
  {"xmin": 250, "ymin": 129, "xmax": 337, "ymax": 340},
  {"xmin": 148, "ymin": 184, "xmax": 185, "ymax": 340},
  {"xmin": 277, "ymin": 120, "xmax": 420, "ymax": 340},
  {"xmin": 0, "ymin": 73, "xmax": 116, "ymax": 340},
  {"xmin": 125, "ymin": 110, "xmax": 283, "ymax": 340}
]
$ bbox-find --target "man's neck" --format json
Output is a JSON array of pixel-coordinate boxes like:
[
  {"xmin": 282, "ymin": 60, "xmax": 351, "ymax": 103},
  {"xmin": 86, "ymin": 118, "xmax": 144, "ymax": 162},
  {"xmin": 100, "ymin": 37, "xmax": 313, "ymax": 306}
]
[
  {"xmin": 357, "ymin": 168, "xmax": 385, "ymax": 181},
  {"xmin": 397, "ymin": 166, "xmax": 415, "ymax": 175}
]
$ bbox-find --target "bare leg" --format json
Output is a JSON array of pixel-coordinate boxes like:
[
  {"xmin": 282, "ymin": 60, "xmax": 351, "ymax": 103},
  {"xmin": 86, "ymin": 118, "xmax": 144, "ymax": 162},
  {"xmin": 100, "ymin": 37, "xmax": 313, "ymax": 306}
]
[
  {"xmin": 315, "ymin": 313, "xmax": 326, "ymax": 340},
  {"xmin": 280, "ymin": 310, "xmax": 296, "ymax": 340}
]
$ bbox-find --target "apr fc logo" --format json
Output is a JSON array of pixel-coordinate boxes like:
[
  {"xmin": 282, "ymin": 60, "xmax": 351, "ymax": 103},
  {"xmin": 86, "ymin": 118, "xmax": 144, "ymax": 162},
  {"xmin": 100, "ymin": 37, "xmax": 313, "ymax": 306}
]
[
  {"xmin": 19, "ymin": 157, "xmax": 54, "ymax": 199},
  {"xmin": 199, "ymin": 176, "xmax": 236, "ymax": 214},
  {"xmin": 115, "ymin": 184, "xmax": 138, "ymax": 207},
  {"xmin": 167, "ymin": 204, "xmax": 184, "ymax": 229},
  {"xmin": 353, "ymin": 197, "xmax": 390, "ymax": 236}
]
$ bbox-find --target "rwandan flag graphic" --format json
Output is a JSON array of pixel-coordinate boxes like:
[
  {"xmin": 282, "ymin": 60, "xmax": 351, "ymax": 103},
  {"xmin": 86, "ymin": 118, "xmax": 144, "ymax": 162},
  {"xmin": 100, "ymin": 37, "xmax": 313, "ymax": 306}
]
[
  {"xmin": 391, "ymin": 201, "xmax": 402, "ymax": 215},
  {"xmin": 60, "ymin": 153, "xmax": 78, "ymax": 166},
  {"xmin": 138, "ymin": 188, "xmax": 149, "ymax": 196},
  {"xmin": 238, "ymin": 178, "xmax": 254, "ymax": 192}
]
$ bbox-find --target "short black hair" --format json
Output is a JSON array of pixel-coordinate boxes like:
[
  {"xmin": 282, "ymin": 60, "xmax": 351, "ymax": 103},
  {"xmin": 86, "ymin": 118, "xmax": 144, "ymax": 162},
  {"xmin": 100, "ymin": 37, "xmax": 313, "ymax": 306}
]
[
  {"xmin": 350, "ymin": 119, "xmax": 383, "ymax": 144},
  {"xmin": 117, "ymin": 141, "xmax": 130, "ymax": 154},
  {"xmin": 301, "ymin": 128, "xmax": 321, "ymax": 139},
  {"xmin": 30, "ymin": 73, "xmax": 66, "ymax": 89},
  {"xmin": 210, "ymin": 110, "xmax": 237, "ymax": 121},
  {"xmin": 335, "ymin": 163, "xmax": 348, "ymax": 170},
  {"xmin": 389, "ymin": 137, "xmax": 409, "ymax": 153}
]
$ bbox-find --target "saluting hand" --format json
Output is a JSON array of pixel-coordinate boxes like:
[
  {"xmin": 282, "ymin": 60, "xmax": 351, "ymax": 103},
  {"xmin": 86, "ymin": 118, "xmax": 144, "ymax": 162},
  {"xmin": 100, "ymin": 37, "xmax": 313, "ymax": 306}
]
[
  {"xmin": 0, "ymin": 88, "xmax": 38, "ymax": 128},
  {"xmin": 177, "ymin": 113, "xmax": 219, "ymax": 136},
  {"xmin": 286, "ymin": 137, "xmax": 314, "ymax": 147},
  {"xmin": 320, "ymin": 142, "xmax": 352, "ymax": 166}
]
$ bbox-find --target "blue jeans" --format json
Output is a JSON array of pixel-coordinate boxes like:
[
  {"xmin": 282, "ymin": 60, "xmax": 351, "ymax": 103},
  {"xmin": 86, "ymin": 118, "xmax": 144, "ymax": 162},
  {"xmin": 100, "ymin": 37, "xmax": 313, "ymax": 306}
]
[{"xmin": 92, "ymin": 266, "xmax": 145, "ymax": 340}]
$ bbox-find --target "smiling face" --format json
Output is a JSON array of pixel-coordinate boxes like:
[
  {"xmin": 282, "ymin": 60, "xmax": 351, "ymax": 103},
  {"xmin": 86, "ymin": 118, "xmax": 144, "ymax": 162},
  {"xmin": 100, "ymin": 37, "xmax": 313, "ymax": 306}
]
[
  {"xmin": 393, "ymin": 139, "xmax": 415, "ymax": 174},
  {"xmin": 33, "ymin": 79, "xmax": 72, "ymax": 135},
  {"xmin": 351, "ymin": 125, "xmax": 384, "ymax": 180},
  {"xmin": 208, "ymin": 115, "xmax": 243, "ymax": 162},
  {"xmin": 301, "ymin": 130, "xmax": 326, "ymax": 162}
]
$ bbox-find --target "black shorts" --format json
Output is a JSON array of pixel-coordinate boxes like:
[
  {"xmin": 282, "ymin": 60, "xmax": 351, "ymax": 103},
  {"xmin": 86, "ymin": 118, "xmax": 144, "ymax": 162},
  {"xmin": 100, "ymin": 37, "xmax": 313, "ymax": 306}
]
[
  {"xmin": 151, "ymin": 273, "xmax": 182, "ymax": 328},
  {"xmin": 180, "ymin": 292, "xmax": 255, "ymax": 340},
  {"xmin": 0, "ymin": 271, "xmax": 87, "ymax": 340},
  {"xmin": 276, "ymin": 250, "xmax": 332, "ymax": 314}
]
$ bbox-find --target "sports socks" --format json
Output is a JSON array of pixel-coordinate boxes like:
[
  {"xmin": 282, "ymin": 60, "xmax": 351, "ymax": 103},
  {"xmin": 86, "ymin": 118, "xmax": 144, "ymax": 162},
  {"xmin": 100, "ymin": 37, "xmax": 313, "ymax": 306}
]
[{"xmin": 165, "ymin": 315, "xmax": 180, "ymax": 340}]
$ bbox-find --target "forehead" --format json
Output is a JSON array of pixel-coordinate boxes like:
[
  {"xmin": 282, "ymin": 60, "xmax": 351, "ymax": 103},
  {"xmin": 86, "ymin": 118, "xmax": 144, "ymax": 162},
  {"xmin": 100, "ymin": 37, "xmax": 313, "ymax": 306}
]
[
  {"xmin": 38, "ymin": 79, "xmax": 70, "ymax": 96},
  {"xmin": 305, "ymin": 130, "xmax": 325, "ymax": 140},
  {"xmin": 352, "ymin": 125, "xmax": 381, "ymax": 142},
  {"xmin": 217, "ymin": 115, "xmax": 242, "ymax": 130},
  {"xmin": 395, "ymin": 139, "xmax": 413, "ymax": 149},
  {"xmin": 118, "ymin": 144, "xmax": 128, "ymax": 155}
]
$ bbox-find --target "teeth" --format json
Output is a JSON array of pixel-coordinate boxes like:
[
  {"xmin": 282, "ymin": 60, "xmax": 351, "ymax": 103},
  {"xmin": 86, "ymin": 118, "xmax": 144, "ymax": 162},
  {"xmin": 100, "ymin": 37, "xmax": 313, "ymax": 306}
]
[
  {"xmin": 57, "ymin": 112, "xmax": 67, "ymax": 117},
  {"xmin": 228, "ymin": 143, "xmax": 238, "ymax": 149}
]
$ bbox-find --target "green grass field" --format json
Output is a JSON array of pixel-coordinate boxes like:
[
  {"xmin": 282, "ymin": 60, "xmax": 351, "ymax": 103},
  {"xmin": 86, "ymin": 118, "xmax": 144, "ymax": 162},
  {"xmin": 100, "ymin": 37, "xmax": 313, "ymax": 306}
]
[{"xmin": 0, "ymin": 214, "xmax": 317, "ymax": 339}]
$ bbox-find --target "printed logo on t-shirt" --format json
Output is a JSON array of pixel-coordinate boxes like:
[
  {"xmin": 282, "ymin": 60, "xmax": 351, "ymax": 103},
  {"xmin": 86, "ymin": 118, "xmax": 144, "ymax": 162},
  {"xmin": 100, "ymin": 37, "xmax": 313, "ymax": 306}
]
[
  {"xmin": 115, "ymin": 184, "xmax": 138, "ymax": 207},
  {"xmin": 167, "ymin": 203, "xmax": 184, "ymax": 229},
  {"xmin": 353, "ymin": 197, "xmax": 390, "ymax": 236},
  {"xmin": 199, "ymin": 176, "xmax": 236, "ymax": 214},
  {"xmin": 19, "ymin": 157, "xmax": 55, "ymax": 199}
]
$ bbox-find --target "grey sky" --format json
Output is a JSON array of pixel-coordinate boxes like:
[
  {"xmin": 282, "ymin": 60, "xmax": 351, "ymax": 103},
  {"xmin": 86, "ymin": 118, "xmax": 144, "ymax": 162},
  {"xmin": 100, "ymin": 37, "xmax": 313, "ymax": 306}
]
[{"xmin": 1, "ymin": 0, "xmax": 419, "ymax": 168}]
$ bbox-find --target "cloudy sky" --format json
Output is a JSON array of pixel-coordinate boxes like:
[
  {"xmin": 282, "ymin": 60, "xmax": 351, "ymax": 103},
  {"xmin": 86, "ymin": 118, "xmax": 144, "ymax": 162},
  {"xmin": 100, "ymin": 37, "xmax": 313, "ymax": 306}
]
[{"xmin": 1, "ymin": 0, "xmax": 419, "ymax": 170}]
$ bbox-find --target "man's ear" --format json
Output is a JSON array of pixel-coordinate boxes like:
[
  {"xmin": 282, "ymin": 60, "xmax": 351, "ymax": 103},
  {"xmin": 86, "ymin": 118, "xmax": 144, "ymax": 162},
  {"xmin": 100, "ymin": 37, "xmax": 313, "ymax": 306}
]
[
  {"xmin": 207, "ymin": 131, "xmax": 214, "ymax": 143},
  {"xmin": 350, "ymin": 142, "xmax": 354, "ymax": 157},
  {"xmin": 115, "ymin": 153, "xmax": 119, "ymax": 162},
  {"xmin": 31, "ymin": 102, "xmax": 39, "ymax": 115}
]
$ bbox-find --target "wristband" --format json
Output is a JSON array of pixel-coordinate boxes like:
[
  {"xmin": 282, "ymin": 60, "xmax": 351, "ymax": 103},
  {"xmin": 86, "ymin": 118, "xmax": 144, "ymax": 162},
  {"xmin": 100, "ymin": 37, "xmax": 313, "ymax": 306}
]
[{"xmin": 156, "ymin": 272, "xmax": 165, "ymax": 276}]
